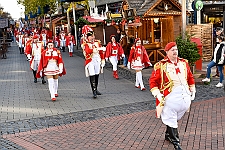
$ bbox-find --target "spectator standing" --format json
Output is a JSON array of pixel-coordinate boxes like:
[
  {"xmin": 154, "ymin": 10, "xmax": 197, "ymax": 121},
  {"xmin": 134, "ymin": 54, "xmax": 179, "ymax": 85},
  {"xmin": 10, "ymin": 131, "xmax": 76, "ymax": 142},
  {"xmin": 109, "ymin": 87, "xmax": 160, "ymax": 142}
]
[
  {"xmin": 120, "ymin": 31, "xmax": 128, "ymax": 67},
  {"xmin": 202, "ymin": 36, "xmax": 225, "ymax": 87},
  {"xmin": 213, "ymin": 27, "xmax": 224, "ymax": 77}
]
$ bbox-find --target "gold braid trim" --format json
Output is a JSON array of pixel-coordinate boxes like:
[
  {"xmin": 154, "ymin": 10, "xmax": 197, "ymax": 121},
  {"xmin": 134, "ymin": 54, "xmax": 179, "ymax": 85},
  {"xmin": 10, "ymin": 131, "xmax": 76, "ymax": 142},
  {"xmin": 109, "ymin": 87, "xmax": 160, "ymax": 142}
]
[{"xmin": 160, "ymin": 62, "xmax": 174, "ymax": 93}]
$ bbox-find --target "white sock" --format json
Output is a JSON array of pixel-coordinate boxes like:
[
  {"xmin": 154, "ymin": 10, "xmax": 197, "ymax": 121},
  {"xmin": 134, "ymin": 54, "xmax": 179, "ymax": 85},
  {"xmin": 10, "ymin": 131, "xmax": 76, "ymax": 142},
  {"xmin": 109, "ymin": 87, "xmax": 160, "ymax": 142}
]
[
  {"xmin": 54, "ymin": 79, "xmax": 58, "ymax": 95},
  {"xmin": 137, "ymin": 71, "xmax": 145, "ymax": 89},
  {"xmin": 135, "ymin": 72, "xmax": 139, "ymax": 87},
  {"xmin": 48, "ymin": 78, "xmax": 55, "ymax": 98}
]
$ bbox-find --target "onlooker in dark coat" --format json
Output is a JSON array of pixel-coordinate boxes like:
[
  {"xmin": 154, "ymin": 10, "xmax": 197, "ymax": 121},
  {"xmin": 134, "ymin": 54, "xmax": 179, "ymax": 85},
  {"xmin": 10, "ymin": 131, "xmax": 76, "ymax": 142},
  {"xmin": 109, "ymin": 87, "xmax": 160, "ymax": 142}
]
[
  {"xmin": 115, "ymin": 28, "xmax": 121, "ymax": 43},
  {"xmin": 120, "ymin": 31, "xmax": 128, "ymax": 67},
  {"xmin": 213, "ymin": 27, "xmax": 224, "ymax": 77}
]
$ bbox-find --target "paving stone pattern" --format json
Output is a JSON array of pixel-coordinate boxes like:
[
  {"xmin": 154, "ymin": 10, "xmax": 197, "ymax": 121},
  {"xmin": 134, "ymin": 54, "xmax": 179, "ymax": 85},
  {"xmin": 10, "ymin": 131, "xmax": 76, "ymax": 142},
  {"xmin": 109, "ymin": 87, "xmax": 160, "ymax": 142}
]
[{"xmin": 1, "ymin": 44, "xmax": 225, "ymax": 149}]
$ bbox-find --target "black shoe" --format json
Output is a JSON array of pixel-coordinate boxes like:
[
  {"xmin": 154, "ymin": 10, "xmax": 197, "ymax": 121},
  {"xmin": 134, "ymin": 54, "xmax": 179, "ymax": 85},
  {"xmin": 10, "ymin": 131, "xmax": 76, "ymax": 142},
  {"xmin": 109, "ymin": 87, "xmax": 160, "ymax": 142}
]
[
  {"xmin": 34, "ymin": 78, "xmax": 37, "ymax": 83},
  {"xmin": 93, "ymin": 91, "xmax": 97, "ymax": 98},
  {"xmin": 167, "ymin": 126, "xmax": 182, "ymax": 150},
  {"xmin": 42, "ymin": 79, "xmax": 46, "ymax": 84},
  {"xmin": 90, "ymin": 76, "xmax": 97, "ymax": 98},
  {"xmin": 173, "ymin": 142, "xmax": 182, "ymax": 150},
  {"xmin": 96, "ymin": 90, "xmax": 102, "ymax": 95},
  {"xmin": 165, "ymin": 133, "xmax": 169, "ymax": 141}
]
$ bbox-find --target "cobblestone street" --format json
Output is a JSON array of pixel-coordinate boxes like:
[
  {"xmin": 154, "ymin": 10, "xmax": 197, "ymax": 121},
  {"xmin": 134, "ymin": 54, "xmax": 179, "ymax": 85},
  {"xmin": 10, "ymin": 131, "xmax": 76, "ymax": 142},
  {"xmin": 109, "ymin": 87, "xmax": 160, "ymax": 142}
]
[{"xmin": 0, "ymin": 43, "xmax": 225, "ymax": 150}]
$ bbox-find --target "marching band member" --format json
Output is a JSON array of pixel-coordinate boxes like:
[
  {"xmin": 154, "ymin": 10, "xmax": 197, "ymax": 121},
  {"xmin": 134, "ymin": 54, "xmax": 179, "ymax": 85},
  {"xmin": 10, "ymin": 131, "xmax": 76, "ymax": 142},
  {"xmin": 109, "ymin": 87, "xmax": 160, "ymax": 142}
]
[
  {"xmin": 81, "ymin": 25, "xmax": 105, "ymax": 98},
  {"xmin": 59, "ymin": 31, "xmax": 66, "ymax": 52},
  {"xmin": 66, "ymin": 33, "xmax": 76, "ymax": 57},
  {"xmin": 36, "ymin": 40, "xmax": 66, "ymax": 101},
  {"xmin": 24, "ymin": 33, "xmax": 30, "ymax": 53},
  {"xmin": 54, "ymin": 34, "xmax": 60, "ymax": 48},
  {"xmin": 25, "ymin": 35, "xmax": 46, "ymax": 84},
  {"xmin": 105, "ymin": 35, "xmax": 125, "ymax": 79},
  {"xmin": 149, "ymin": 42, "xmax": 196, "ymax": 150},
  {"xmin": 40, "ymin": 30, "xmax": 48, "ymax": 49},
  {"xmin": 127, "ymin": 38, "xmax": 151, "ymax": 90},
  {"xmin": 17, "ymin": 31, "xmax": 25, "ymax": 54}
]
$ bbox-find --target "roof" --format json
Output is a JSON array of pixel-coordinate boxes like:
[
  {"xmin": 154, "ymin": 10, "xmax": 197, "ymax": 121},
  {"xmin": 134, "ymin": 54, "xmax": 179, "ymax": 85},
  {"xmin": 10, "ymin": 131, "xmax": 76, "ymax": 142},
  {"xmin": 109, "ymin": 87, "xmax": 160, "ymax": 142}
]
[
  {"xmin": 52, "ymin": 16, "xmax": 66, "ymax": 24},
  {"xmin": 83, "ymin": 16, "xmax": 104, "ymax": 23},
  {"xmin": 96, "ymin": 0, "xmax": 122, "ymax": 6},
  {"xmin": 126, "ymin": 0, "xmax": 182, "ymax": 17}
]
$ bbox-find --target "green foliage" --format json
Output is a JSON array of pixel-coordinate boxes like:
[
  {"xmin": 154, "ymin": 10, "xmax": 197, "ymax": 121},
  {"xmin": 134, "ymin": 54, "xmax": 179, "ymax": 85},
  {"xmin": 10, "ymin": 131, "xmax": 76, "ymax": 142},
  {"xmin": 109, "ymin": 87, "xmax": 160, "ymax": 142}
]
[
  {"xmin": 175, "ymin": 33, "xmax": 201, "ymax": 66},
  {"xmin": 74, "ymin": 17, "xmax": 90, "ymax": 25},
  {"xmin": 17, "ymin": 0, "xmax": 59, "ymax": 15}
]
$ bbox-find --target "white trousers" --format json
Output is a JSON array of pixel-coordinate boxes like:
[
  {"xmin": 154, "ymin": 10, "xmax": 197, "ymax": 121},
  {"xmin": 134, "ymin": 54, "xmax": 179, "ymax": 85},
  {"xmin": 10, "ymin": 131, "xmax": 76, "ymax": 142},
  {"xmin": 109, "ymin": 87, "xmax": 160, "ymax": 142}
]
[
  {"xmin": 42, "ymin": 40, "xmax": 46, "ymax": 47},
  {"xmin": 161, "ymin": 85, "xmax": 191, "ymax": 128},
  {"xmin": 60, "ymin": 40, "xmax": 65, "ymax": 47},
  {"xmin": 68, "ymin": 44, "xmax": 73, "ymax": 52},
  {"xmin": 18, "ymin": 41, "xmax": 24, "ymax": 48},
  {"xmin": 87, "ymin": 56, "xmax": 101, "ymax": 76},
  {"xmin": 32, "ymin": 60, "xmax": 40, "ymax": 71},
  {"xmin": 109, "ymin": 56, "xmax": 118, "ymax": 71}
]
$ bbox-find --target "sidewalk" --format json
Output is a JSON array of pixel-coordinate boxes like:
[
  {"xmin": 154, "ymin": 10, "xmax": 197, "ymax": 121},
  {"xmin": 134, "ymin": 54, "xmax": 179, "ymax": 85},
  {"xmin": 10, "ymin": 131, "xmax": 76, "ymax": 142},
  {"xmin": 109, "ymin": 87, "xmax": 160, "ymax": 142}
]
[
  {"xmin": 0, "ymin": 44, "xmax": 225, "ymax": 149},
  {"xmin": 2, "ymin": 97, "xmax": 225, "ymax": 150}
]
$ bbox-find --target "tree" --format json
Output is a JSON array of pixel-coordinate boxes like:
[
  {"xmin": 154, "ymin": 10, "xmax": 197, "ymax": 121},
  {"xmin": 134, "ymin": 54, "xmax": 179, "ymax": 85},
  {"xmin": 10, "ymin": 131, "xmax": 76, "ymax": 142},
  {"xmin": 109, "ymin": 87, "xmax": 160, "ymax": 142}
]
[
  {"xmin": 176, "ymin": 33, "xmax": 201, "ymax": 67},
  {"xmin": 17, "ymin": 0, "xmax": 59, "ymax": 15}
]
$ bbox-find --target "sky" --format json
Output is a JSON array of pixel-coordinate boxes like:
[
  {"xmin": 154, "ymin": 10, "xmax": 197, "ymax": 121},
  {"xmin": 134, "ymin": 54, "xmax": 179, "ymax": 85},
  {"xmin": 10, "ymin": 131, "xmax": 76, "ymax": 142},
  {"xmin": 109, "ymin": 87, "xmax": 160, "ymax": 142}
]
[{"xmin": 0, "ymin": 0, "xmax": 25, "ymax": 20}]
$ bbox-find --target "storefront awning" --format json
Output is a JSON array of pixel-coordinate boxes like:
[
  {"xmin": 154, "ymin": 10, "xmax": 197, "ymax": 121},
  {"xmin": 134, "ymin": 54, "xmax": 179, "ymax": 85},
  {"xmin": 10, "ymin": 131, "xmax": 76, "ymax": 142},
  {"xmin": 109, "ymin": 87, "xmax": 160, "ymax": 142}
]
[
  {"xmin": 52, "ymin": 16, "xmax": 66, "ymax": 24},
  {"xmin": 82, "ymin": 16, "xmax": 104, "ymax": 23}
]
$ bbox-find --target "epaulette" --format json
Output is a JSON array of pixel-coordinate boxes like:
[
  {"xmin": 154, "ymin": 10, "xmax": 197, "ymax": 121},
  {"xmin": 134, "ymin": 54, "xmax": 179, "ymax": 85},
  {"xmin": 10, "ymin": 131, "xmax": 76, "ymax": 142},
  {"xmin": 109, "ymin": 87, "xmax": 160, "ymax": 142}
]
[
  {"xmin": 161, "ymin": 57, "xmax": 168, "ymax": 62},
  {"xmin": 154, "ymin": 62, "xmax": 161, "ymax": 70},
  {"xmin": 95, "ymin": 40, "xmax": 101, "ymax": 43},
  {"xmin": 57, "ymin": 50, "xmax": 61, "ymax": 54}
]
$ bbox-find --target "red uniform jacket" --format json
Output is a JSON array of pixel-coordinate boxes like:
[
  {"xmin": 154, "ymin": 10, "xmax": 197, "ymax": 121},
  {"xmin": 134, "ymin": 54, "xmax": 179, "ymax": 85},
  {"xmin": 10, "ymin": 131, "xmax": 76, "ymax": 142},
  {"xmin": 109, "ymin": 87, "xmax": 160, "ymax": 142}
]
[
  {"xmin": 59, "ymin": 33, "xmax": 66, "ymax": 40},
  {"xmin": 25, "ymin": 41, "xmax": 44, "ymax": 69},
  {"xmin": 83, "ymin": 40, "xmax": 105, "ymax": 66},
  {"xmin": 54, "ymin": 35, "xmax": 60, "ymax": 47},
  {"xmin": 105, "ymin": 42, "xmax": 124, "ymax": 60},
  {"xmin": 16, "ymin": 34, "xmax": 25, "ymax": 44},
  {"xmin": 149, "ymin": 57, "xmax": 195, "ymax": 117},
  {"xmin": 66, "ymin": 35, "xmax": 76, "ymax": 46},
  {"xmin": 128, "ymin": 45, "xmax": 151, "ymax": 68},
  {"xmin": 36, "ymin": 48, "xmax": 66, "ymax": 78},
  {"xmin": 39, "ymin": 33, "xmax": 48, "ymax": 41}
]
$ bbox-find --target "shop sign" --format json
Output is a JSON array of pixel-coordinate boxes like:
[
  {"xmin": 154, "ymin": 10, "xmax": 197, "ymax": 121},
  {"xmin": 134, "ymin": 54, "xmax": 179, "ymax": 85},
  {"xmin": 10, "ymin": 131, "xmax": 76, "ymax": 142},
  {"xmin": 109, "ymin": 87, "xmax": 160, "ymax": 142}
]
[
  {"xmin": 0, "ymin": 18, "xmax": 8, "ymax": 28},
  {"xmin": 195, "ymin": 0, "xmax": 203, "ymax": 11}
]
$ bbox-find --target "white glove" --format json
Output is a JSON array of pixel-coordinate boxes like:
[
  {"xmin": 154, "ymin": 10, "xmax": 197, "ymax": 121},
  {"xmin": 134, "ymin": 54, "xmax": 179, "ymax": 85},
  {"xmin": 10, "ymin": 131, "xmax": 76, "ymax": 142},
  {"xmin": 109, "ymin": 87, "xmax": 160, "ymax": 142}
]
[
  {"xmin": 59, "ymin": 63, "xmax": 63, "ymax": 74},
  {"xmin": 127, "ymin": 62, "xmax": 130, "ymax": 69},
  {"xmin": 27, "ymin": 54, "xmax": 32, "ymax": 61},
  {"xmin": 148, "ymin": 62, "xmax": 152, "ymax": 66},
  {"xmin": 59, "ymin": 69, "xmax": 63, "ymax": 74},
  {"xmin": 101, "ymin": 60, "xmax": 105, "ymax": 68},
  {"xmin": 93, "ymin": 48, "xmax": 98, "ymax": 53},
  {"xmin": 156, "ymin": 93, "xmax": 164, "ymax": 102},
  {"xmin": 190, "ymin": 91, "xmax": 196, "ymax": 101},
  {"xmin": 121, "ymin": 54, "xmax": 125, "ymax": 58},
  {"xmin": 98, "ymin": 47, "xmax": 106, "ymax": 51}
]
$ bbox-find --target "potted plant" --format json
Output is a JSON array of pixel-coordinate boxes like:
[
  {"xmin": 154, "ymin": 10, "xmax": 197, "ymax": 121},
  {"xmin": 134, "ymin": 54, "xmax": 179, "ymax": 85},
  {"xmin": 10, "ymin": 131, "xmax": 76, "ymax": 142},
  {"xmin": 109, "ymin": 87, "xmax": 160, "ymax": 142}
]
[
  {"xmin": 175, "ymin": 33, "xmax": 201, "ymax": 73},
  {"xmin": 105, "ymin": 19, "xmax": 111, "ymax": 26}
]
